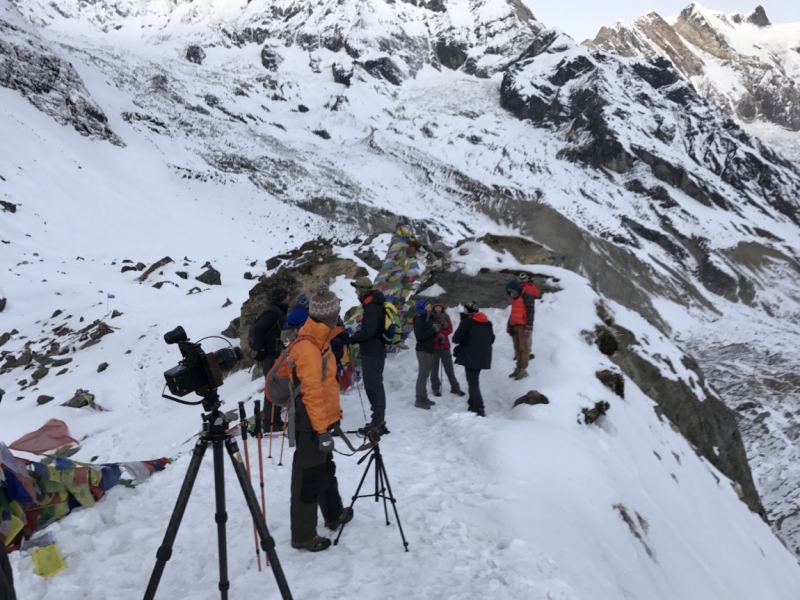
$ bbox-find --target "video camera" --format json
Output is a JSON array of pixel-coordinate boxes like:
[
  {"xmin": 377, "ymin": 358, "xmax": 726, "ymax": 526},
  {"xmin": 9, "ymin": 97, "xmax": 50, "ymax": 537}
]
[{"xmin": 163, "ymin": 326, "xmax": 243, "ymax": 400}]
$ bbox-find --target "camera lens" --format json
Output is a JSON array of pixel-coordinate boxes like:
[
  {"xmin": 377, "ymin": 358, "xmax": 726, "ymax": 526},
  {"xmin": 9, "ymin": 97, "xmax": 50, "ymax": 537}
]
[
  {"xmin": 213, "ymin": 346, "xmax": 243, "ymax": 373},
  {"xmin": 164, "ymin": 326, "xmax": 188, "ymax": 345}
]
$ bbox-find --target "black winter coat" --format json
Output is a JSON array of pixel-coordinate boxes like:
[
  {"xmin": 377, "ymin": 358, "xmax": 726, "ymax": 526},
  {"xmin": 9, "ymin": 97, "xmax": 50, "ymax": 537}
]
[
  {"xmin": 413, "ymin": 314, "xmax": 437, "ymax": 353},
  {"xmin": 349, "ymin": 290, "xmax": 387, "ymax": 359},
  {"xmin": 453, "ymin": 313, "xmax": 495, "ymax": 371},
  {"xmin": 0, "ymin": 541, "xmax": 16, "ymax": 600},
  {"xmin": 251, "ymin": 302, "xmax": 288, "ymax": 360}
]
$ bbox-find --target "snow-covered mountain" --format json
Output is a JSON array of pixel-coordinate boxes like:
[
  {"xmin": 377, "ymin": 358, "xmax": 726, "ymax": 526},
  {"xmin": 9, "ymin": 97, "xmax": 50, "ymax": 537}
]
[
  {"xmin": 587, "ymin": 3, "xmax": 800, "ymax": 163},
  {"xmin": 4, "ymin": 0, "xmax": 800, "ymax": 595}
]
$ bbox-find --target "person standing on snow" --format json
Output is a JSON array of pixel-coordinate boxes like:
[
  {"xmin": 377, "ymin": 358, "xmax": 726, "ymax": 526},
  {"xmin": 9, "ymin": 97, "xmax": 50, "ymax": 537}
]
[
  {"xmin": 250, "ymin": 287, "xmax": 291, "ymax": 428},
  {"xmin": 348, "ymin": 277, "xmax": 388, "ymax": 436},
  {"xmin": 413, "ymin": 299, "xmax": 439, "ymax": 410},
  {"xmin": 453, "ymin": 301, "xmax": 495, "ymax": 417},
  {"xmin": 287, "ymin": 282, "xmax": 353, "ymax": 552},
  {"xmin": 280, "ymin": 292, "xmax": 310, "ymax": 346},
  {"xmin": 428, "ymin": 299, "xmax": 465, "ymax": 398},
  {"xmin": 505, "ymin": 273, "xmax": 540, "ymax": 381}
]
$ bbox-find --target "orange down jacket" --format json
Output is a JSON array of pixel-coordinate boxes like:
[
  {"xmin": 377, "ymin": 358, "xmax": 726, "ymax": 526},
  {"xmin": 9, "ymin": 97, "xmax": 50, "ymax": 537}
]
[{"xmin": 279, "ymin": 318, "xmax": 343, "ymax": 434}]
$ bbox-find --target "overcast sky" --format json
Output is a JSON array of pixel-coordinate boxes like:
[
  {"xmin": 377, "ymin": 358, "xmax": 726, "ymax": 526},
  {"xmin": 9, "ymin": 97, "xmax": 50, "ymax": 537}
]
[{"xmin": 527, "ymin": 1, "xmax": 800, "ymax": 42}]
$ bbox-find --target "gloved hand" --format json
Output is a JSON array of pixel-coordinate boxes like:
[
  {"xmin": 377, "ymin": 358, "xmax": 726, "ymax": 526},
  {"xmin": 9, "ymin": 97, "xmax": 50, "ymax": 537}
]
[
  {"xmin": 255, "ymin": 349, "xmax": 267, "ymax": 361},
  {"xmin": 436, "ymin": 334, "xmax": 446, "ymax": 345},
  {"xmin": 431, "ymin": 323, "xmax": 440, "ymax": 332},
  {"xmin": 524, "ymin": 326, "xmax": 533, "ymax": 336},
  {"xmin": 318, "ymin": 432, "xmax": 335, "ymax": 453},
  {"xmin": 506, "ymin": 324, "xmax": 513, "ymax": 336}
]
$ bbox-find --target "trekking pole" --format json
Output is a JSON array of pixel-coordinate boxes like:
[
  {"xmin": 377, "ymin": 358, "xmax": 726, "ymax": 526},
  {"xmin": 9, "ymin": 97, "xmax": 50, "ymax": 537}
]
[
  {"xmin": 253, "ymin": 400, "xmax": 270, "ymax": 567},
  {"xmin": 355, "ymin": 376, "xmax": 368, "ymax": 423},
  {"xmin": 238, "ymin": 402, "xmax": 262, "ymax": 572},
  {"xmin": 268, "ymin": 403, "xmax": 278, "ymax": 459},
  {"xmin": 278, "ymin": 408, "xmax": 289, "ymax": 466}
]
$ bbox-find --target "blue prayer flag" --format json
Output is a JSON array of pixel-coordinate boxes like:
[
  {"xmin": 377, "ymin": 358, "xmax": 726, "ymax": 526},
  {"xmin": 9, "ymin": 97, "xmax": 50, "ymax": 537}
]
[{"xmin": 107, "ymin": 294, "xmax": 115, "ymax": 299}]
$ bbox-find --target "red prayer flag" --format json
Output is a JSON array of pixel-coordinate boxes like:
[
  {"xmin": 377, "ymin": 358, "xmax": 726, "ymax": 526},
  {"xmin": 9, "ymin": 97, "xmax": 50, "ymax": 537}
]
[{"xmin": 9, "ymin": 419, "xmax": 79, "ymax": 455}]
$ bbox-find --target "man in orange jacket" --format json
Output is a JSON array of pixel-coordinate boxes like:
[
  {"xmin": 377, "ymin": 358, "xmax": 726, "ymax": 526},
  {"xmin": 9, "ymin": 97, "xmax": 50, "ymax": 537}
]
[
  {"xmin": 287, "ymin": 282, "xmax": 353, "ymax": 552},
  {"xmin": 505, "ymin": 274, "xmax": 540, "ymax": 380}
]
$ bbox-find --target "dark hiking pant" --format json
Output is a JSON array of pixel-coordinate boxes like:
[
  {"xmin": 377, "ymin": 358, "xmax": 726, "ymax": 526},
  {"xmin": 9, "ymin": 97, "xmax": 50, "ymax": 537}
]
[
  {"xmin": 361, "ymin": 355, "xmax": 386, "ymax": 426},
  {"xmin": 431, "ymin": 348, "xmax": 461, "ymax": 393},
  {"xmin": 465, "ymin": 368, "xmax": 484, "ymax": 411},
  {"xmin": 511, "ymin": 325, "xmax": 532, "ymax": 370},
  {"xmin": 415, "ymin": 351, "xmax": 434, "ymax": 400},
  {"xmin": 0, "ymin": 541, "xmax": 16, "ymax": 600},
  {"xmin": 291, "ymin": 431, "xmax": 345, "ymax": 544}
]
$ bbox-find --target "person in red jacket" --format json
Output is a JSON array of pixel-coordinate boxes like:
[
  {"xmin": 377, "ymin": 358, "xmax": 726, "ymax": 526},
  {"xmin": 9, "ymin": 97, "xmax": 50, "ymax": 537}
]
[
  {"xmin": 428, "ymin": 299, "xmax": 465, "ymax": 397},
  {"xmin": 506, "ymin": 273, "xmax": 540, "ymax": 380}
]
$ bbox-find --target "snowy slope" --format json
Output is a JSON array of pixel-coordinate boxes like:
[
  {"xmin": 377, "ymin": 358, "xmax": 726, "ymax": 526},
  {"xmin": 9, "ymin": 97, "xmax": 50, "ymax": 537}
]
[
  {"xmin": 4, "ymin": 239, "xmax": 800, "ymax": 600},
  {"xmin": 587, "ymin": 3, "xmax": 800, "ymax": 163},
  {"xmin": 3, "ymin": 0, "xmax": 800, "ymax": 594}
]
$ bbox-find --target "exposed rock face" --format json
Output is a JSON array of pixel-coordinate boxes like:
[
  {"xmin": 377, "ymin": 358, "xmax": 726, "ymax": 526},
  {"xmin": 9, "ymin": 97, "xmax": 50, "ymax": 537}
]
[
  {"xmin": 0, "ymin": 0, "xmax": 122, "ymax": 144},
  {"xmin": 186, "ymin": 44, "xmax": 205, "ymax": 65},
  {"xmin": 587, "ymin": 4, "xmax": 800, "ymax": 161}
]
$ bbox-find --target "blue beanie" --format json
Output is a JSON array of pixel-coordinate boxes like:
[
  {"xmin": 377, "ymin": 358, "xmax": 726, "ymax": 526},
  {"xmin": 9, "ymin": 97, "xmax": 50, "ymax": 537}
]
[
  {"xmin": 294, "ymin": 293, "xmax": 310, "ymax": 311},
  {"xmin": 506, "ymin": 280, "xmax": 522, "ymax": 294}
]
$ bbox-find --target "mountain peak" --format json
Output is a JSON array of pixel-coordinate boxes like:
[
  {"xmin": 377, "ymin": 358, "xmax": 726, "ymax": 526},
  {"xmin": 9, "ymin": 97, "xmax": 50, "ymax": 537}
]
[{"xmin": 746, "ymin": 5, "xmax": 770, "ymax": 27}]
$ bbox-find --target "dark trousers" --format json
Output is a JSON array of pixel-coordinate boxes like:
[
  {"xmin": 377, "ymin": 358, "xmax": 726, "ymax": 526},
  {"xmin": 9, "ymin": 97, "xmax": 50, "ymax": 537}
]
[
  {"xmin": 290, "ymin": 431, "xmax": 344, "ymax": 544},
  {"xmin": 0, "ymin": 543, "xmax": 16, "ymax": 600},
  {"xmin": 431, "ymin": 348, "xmax": 461, "ymax": 393},
  {"xmin": 465, "ymin": 368, "xmax": 484, "ymax": 410},
  {"xmin": 361, "ymin": 355, "xmax": 386, "ymax": 425},
  {"xmin": 415, "ymin": 351, "xmax": 434, "ymax": 399}
]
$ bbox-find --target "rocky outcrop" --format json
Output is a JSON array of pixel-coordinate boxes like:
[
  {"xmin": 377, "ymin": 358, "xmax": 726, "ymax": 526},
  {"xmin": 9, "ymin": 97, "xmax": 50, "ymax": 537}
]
[{"xmin": 0, "ymin": 0, "xmax": 122, "ymax": 144}]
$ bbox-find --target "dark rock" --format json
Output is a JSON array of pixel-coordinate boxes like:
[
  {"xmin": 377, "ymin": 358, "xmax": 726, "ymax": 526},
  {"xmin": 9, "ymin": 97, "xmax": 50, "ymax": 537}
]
[
  {"xmin": 596, "ymin": 370, "xmax": 625, "ymax": 398},
  {"xmin": 121, "ymin": 265, "xmax": 137, "ymax": 273},
  {"xmin": 361, "ymin": 57, "xmax": 403, "ymax": 86},
  {"xmin": 298, "ymin": 104, "xmax": 309, "ymax": 113},
  {"xmin": 186, "ymin": 44, "xmax": 206, "ymax": 65},
  {"xmin": 0, "ymin": 297, "xmax": 5, "ymax": 312},
  {"xmin": 55, "ymin": 368, "xmax": 68, "ymax": 376},
  {"xmin": 111, "ymin": 309, "xmax": 122, "ymax": 318},
  {"xmin": 332, "ymin": 63, "xmax": 353, "ymax": 87},
  {"xmin": 89, "ymin": 322, "xmax": 113, "ymax": 341},
  {"xmin": 0, "ymin": 200, "xmax": 16, "ymax": 213},
  {"xmin": 244, "ymin": 272, "xmax": 254, "ymax": 280},
  {"xmin": 222, "ymin": 298, "xmax": 232, "ymax": 308},
  {"xmin": 135, "ymin": 262, "xmax": 146, "ymax": 271},
  {"xmin": 261, "ymin": 46, "xmax": 283, "ymax": 71},
  {"xmin": 18, "ymin": 379, "xmax": 27, "ymax": 387},
  {"xmin": 36, "ymin": 394, "xmax": 54, "ymax": 405},
  {"xmin": 138, "ymin": 257, "xmax": 173, "ymax": 282},
  {"xmin": 196, "ymin": 267, "xmax": 222, "ymax": 285},
  {"xmin": 97, "ymin": 362, "xmax": 109, "ymax": 373},
  {"xmin": 312, "ymin": 129, "xmax": 331, "ymax": 140},
  {"xmin": 0, "ymin": 332, "xmax": 9, "ymax": 347},
  {"xmin": 747, "ymin": 6, "xmax": 770, "ymax": 27},
  {"xmin": 16, "ymin": 352, "xmax": 32, "ymax": 367},
  {"xmin": 698, "ymin": 254, "xmax": 738, "ymax": 302},
  {"xmin": 596, "ymin": 327, "xmax": 619, "ymax": 356},
  {"xmin": 31, "ymin": 365, "xmax": 49, "ymax": 381},
  {"xmin": 266, "ymin": 257, "xmax": 282, "ymax": 270},
  {"xmin": 125, "ymin": 349, "xmax": 131, "ymax": 354},
  {"xmin": 582, "ymin": 401, "xmax": 610, "ymax": 424},
  {"xmin": 435, "ymin": 39, "xmax": 468, "ymax": 70},
  {"xmin": 355, "ymin": 248, "xmax": 383, "ymax": 270},
  {"xmin": 176, "ymin": 271, "xmax": 188, "ymax": 279},
  {"xmin": 221, "ymin": 317, "xmax": 240, "ymax": 338},
  {"xmin": 152, "ymin": 281, "xmax": 165, "ymax": 289},
  {"xmin": 736, "ymin": 401, "xmax": 759, "ymax": 412},
  {"xmin": 513, "ymin": 390, "xmax": 550, "ymax": 407},
  {"xmin": 62, "ymin": 389, "xmax": 93, "ymax": 408}
]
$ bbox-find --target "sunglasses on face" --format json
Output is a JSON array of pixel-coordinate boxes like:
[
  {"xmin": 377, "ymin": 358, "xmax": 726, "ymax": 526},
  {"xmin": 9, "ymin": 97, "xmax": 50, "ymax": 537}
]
[{"xmin": 507, "ymin": 290, "xmax": 519, "ymax": 298}]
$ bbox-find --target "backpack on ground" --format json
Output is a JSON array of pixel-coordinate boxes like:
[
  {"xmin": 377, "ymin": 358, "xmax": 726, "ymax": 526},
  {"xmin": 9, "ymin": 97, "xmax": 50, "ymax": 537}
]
[{"xmin": 382, "ymin": 302, "xmax": 403, "ymax": 346}]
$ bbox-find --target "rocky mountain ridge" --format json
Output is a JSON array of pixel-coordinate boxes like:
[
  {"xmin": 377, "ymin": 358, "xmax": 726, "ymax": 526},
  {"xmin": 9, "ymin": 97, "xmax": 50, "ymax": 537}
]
[{"xmin": 587, "ymin": 3, "xmax": 800, "ymax": 163}]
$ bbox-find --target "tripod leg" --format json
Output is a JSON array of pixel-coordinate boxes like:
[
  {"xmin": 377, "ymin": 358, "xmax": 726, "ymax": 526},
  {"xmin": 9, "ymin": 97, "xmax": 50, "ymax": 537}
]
[
  {"xmin": 334, "ymin": 451, "xmax": 375, "ymax": 546},
  {"xmin": 212, "ymin": 440, "xmax": 231, "ymax": 600},
  {"xmin": 144, "ymin": 438, "xmax": 208, "ymax": 600},
  {"xmin": 278, "ymin": 408, "xmax": 288, "ymax": 466},
  {"xmin": 376, "ymin": 457, "xmax": 391, "ymax": 526},
  {"xmin": 375, "ymin": 451, "xmax": 410, "ymax": 552},
  {"xmin": 225, "ymin": 437, "xmax": 294, "ymax": 600}
]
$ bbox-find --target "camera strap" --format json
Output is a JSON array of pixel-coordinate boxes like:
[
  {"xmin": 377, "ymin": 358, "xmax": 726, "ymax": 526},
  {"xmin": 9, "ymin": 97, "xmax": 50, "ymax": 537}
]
[{"xmin": 331, "ymin": 424, "xmax": 376, "ymax": 456}]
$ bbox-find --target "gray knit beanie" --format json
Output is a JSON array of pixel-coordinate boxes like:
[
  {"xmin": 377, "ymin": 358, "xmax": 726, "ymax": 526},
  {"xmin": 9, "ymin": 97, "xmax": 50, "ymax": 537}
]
[{"xmin": 309, "ymin": 282, "xmax": 341, "ymax": 328}]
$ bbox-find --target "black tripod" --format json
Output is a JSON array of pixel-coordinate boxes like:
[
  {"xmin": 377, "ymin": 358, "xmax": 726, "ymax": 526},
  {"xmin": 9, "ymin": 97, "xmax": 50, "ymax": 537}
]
[
  {"xmin": 334, "ymin": 443, "xmax": 409, "ymax": 552},
  {"xmin": 143, "ymin": 393, "xmax": 293, "ymax": 600}
]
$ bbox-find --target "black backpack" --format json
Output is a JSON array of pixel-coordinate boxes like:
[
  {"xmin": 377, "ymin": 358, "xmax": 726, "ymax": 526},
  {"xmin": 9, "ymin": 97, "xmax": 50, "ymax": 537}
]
[{"xmin": 248, "ymin": 306, "xmax": 281, "ymax": 353}]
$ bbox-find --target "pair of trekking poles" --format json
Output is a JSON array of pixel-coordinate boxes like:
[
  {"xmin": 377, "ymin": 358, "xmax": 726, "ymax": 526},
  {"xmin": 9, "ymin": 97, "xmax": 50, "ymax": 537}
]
[{"xmin": 237, "ymin": 399, "xmax": 288, "ymax": 571}]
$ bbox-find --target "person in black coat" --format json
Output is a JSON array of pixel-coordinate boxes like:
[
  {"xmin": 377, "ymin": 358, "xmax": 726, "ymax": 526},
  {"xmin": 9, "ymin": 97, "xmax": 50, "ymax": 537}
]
[
  {"xmin": 348, "ymin": 277, "xmax": 388, "ymax": 433},
  {"xmin": 251, "ymin": 286, "xmax": 290, "ymax": 427},
  {"xmin": 412, "ymin": 299, "xmax": 439, "ymax": 410},
  {"xmin": 0, "ymin": 543, "xmax": 16, "ymax": 600},
  {"xmin": 452, "ymin": 301, "xmax": 495, "ymax": 417}
]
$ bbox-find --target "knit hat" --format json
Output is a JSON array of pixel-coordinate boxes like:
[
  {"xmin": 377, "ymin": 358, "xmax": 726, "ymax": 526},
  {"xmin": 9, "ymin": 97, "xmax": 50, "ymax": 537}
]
[
  {"xmin": 293, "ymin": 293, "xmax": 310, "ymax": 312},
  {"xmin": 464, "ymin": 301, "xmax": 479, "ymax": 314},
  {"xmin": 518, "ymin": 272, "xmax": 531, "ymax": 283},
  {"xmin": 506, "ymin": 280, "xmax": 522, "ymax": 295},
  {"xmin": 271, "ymin": 287, "xmax": 290, "ymax": 303},
  {"xmin": 431, "ymin": 298, "xmax": 444, "ymax": 310},
  {"xmin": 309, "ymin": 282, "xmax": 341, "ymax": 328},
  {"xmin": 351, "ymin": 276, "xmax": 373, "ymax": 292}
]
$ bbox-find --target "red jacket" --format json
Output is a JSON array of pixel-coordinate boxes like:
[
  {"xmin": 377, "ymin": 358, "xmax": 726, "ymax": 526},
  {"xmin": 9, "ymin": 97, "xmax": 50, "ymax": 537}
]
[
  {"xmin": 433, "ymin": 314, "xmax": 454, "ymax": 350},
  {"xmin": 509, "ymin": 283, "xmax": 540, "ymax": 327}
]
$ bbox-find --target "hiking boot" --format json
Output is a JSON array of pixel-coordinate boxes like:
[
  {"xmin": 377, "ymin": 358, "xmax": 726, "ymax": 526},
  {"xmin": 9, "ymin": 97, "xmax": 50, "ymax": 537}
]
[
  {"xmin": 415, "ymin": 397, "xmax": 431, "ymax": 410},
  {"xmin": 433, "ymin": 390, "xmax": 442, "ymax": 397},
  {"xmin": 452, "ymin": 389, "xmax": 466, "ymax": 397},
  {"xmin": 508, "ymin": 368, "xmax": 519, "ymax": 378},
  {"xmin": 514, "ymin": 369, "xmax": 529, "ymax": 381},
  {"xmin": 291, "ymin": 535, "xmax": 331, "ymax": 552},
  {"xmin": 474, "ymin": 408, "xmax": 486, "ymax": 417},
  {"xmin": 428, "ymin": 399, "xmax": 436, "ymax": 406},
  {"xmin": 325, "ymin": 507, "xmax": 354, "ymax": 531}
]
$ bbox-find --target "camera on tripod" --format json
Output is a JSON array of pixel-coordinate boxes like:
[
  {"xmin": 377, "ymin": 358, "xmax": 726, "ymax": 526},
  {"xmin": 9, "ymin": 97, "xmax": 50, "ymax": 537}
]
[
  {"xmin": 366, "ymin": 422, "xmax": 390, "ymax": 443},
  {"xmin": 163, "ymin": 326, "xmax": 243, "ymax": 398}
]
